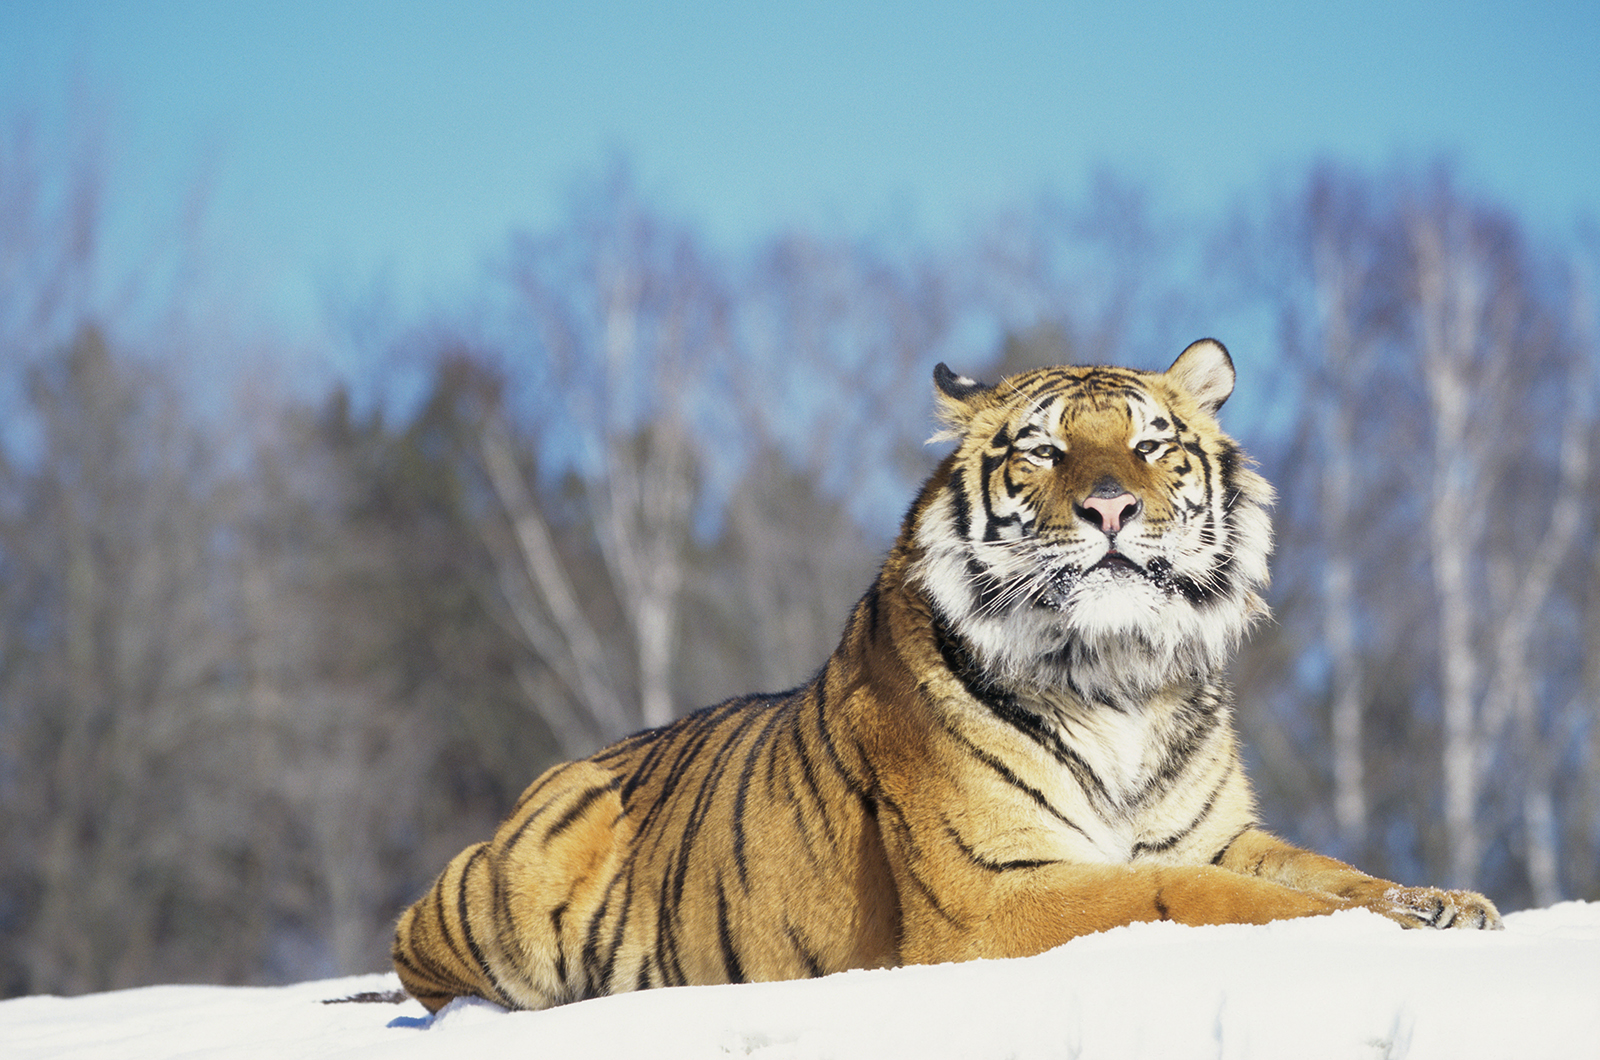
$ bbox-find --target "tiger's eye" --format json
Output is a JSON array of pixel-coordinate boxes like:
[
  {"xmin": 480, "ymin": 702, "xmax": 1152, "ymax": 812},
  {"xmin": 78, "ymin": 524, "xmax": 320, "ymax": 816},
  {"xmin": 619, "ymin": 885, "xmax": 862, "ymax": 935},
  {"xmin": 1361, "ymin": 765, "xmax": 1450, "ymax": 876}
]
[{"xmin": 1018, "ymin": 443, "xmax": 1064, "ymax": 467}]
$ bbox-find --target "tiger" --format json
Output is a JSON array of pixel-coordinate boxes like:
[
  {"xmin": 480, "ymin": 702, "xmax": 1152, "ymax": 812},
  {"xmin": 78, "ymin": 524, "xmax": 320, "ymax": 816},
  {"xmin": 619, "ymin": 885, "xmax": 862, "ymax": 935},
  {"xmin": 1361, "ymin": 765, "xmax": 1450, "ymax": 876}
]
[{"xmin": 392, "ymin": 338, "xmax": 1501, "ymax": 1013}]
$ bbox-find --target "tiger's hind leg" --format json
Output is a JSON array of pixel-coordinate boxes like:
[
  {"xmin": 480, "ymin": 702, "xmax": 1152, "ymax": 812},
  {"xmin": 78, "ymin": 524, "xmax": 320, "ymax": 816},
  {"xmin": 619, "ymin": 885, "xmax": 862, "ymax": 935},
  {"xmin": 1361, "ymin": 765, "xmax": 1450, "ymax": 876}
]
[
  {"xmin": 391, "ymin": 841, "xmax": 513, "ymax": 1012},
  {"xmin": 392, "ymin": 761, "xmax": 631, "ymax": 1012}
]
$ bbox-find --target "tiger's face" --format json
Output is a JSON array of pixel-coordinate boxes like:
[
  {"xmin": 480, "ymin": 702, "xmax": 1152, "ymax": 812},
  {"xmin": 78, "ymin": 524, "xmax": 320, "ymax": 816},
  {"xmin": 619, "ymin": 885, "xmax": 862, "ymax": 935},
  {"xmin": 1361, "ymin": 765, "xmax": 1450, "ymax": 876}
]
[{"xmin": 909, "ymin": 339, "xmax": 1273, "ymax": 700}]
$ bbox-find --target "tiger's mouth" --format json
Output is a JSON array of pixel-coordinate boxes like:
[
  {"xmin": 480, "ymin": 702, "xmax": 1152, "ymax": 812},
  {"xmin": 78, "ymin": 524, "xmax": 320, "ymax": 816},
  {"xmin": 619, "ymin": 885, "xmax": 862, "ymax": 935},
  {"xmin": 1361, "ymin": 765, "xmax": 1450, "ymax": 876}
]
[
  {"xmin": 1033, "ymin": 549, "xmax": 1150, "ymax": 610},
  {"xmin": 1089, "ymin": 549, "xmax": 1141, "ymax": 575}
]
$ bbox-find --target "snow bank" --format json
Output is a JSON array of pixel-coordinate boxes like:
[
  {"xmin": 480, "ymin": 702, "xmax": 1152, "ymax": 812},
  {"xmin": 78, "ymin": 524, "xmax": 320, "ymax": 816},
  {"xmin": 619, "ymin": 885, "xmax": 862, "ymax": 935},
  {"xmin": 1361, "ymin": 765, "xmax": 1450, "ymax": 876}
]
[{"xmin": 4, "ymin": 903, "xmax": 1597, "ymax": 1059}]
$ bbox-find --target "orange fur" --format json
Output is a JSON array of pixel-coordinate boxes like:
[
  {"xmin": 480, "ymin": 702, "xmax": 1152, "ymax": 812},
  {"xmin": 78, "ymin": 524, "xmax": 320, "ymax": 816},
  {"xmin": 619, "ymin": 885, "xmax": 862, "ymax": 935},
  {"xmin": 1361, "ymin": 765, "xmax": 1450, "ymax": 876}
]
[{"xmin": 394, "ymin": 341, "xmax": 1500, "ymax": 1013}]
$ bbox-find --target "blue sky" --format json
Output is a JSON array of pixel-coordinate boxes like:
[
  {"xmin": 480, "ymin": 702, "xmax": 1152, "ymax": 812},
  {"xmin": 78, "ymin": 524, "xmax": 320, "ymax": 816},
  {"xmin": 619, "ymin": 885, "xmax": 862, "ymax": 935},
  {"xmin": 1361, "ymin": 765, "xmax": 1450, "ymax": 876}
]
[{"xmin": 2, "ymin": 0, "xmax": 1596, "ymax": 350}]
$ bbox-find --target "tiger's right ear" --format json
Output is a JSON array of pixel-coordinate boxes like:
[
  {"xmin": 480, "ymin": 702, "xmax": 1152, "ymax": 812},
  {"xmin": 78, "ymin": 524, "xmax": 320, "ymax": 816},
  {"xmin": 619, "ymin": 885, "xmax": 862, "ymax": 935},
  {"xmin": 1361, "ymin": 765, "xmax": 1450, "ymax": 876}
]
[
  {"xmin": 931, "ymin": 362, "xmax": 994, "ymax": 441},
  {"xmin": 1165, "ymin": 339, "xmax": 1235, "ymax": 415}
]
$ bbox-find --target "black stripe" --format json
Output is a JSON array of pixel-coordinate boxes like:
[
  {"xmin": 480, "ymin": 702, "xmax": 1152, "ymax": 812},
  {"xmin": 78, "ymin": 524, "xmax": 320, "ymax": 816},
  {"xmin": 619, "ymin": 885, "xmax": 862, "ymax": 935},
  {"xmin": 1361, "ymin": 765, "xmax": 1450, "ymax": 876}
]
[
  {"xmin": 811, "ymin": 663, "xmax": 866, "ymax": 797},
  {"xmin": 1136, "ymin": 770, "xmax": 1237, "ymax": 860},
  {"xmin": 786, "ymin": 924, "xmax": 826, "ymax": 978},
  {"xmin": 541, "ymin": 778, "xmax": 621, "ymax": 847},
  {"xmin": 547, "ymin": 902, "xmax": 569, "ymax": 986},
  {"xmin": 392, "ymin": 935, "xmax": 454, "ymax": 995},
  {"xmin": 949, "ymin": 477, "xmax": 972, "ymax": 540},
  {"xmin": 668, "ymin": 704, "xmax": 771, "ymax": 906},
  {"xmin": 507, "ymin": 765, "xmax": 570, "ymax": 817},
  {"xmin": 1129, "ymin": 690, "xmax": 1225, "ymax": 807},
  {"xmin": 789, "ymin": 705, "xmax": 840, "ymax": 853},
  {"xmin": 628, "ymin": 701, "xmax": 750, "ymax": 850},
  {"xmin": 977, "ymin": 450, "xmax": 1006, "ymax": 539},
  {"xmin": 1211, "ymin": 826, "xmax": 1250, "ymax": 865},
  {"xmin": 982, "ymin": 688, "xmax": 1107, "ymax": 799},
  {"xmin": 732, "ymin": 705, "xmax": 790, "ymax": 891},
  {"xmin": 615, "ymin": 725, "xmax": 681, "ymax": 809},
  {"xmin": 782, "ymin": 728, "xmax": 832, "ymax": 873},
  {"xmin": 945, "ymin": 824, "xmax": 1059, "ymax": 872},
  {"xmin": 429, "ymin": 864, "xmax": 473, "ymax": 976},
  {"xmin": 964, "ymin": 556, "xmax": 1010, "ymax": 615},
  {"xmin": 654, "ymin": 871, "xmax": 687, "ymax": 987},
  {"xmin": 592, "ymin": 726, "xmax": 657, "ymax": 758},
  {"xmin": 453, "ymin": 846, "xmax": 515, "ymax": 1007},
  {"xmin": 763, "ymin": 700, "xmax": 785, "ymax": 804},
  {"xmin": 859, "ymin": 581, "xmax": 885, "ymax": 644},
  {"xmin": 1216, "ymin": 442, "xmax": 1240, "ymax": 511},
  {"xmin": 621, "ymin": 698, "xmax": 747, "ymax": 809},
  {"xmin": 487, "ymin": 855, "xmax": 525, "ymax": 998},
  {"xmin": 499, "ymin": 792, "xmax": 564, "ymax": 864},
  {"xmin": 899, "ymin": 851, "xmax": 963, "ymax": 925},
  {"xmin": 580, "ymin": 870, "xmax": 627, "ymax": 998},
  {"xmin": 596, "ymin": 871, "xmax": 634, "ymax": 994},
  {"xmin": 714, "ymin": 878, "xmax": 746, "ymax": 984},
  {"xmin": 946, "ymin": 725, "xmax": 1090, "ymax": 839},
  {"xmin": 1000, "ymin": 460, "xmax": 1029, "ymax": 500},
  {"xmin": 876, "ymin": 797, "xmax": 962, "ymax": 926},
  {"xmin": 935, "ymin": 619, "xmax": 1110, "ymax": 801}
]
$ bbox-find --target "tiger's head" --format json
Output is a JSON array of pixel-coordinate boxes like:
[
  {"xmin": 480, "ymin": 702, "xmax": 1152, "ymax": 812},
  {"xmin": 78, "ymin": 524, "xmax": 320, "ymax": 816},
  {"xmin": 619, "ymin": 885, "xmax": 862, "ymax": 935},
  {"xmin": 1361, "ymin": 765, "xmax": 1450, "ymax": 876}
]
[{"xmin": 908, "ymin": 339, "xmax": 1273, "ymax": 702}]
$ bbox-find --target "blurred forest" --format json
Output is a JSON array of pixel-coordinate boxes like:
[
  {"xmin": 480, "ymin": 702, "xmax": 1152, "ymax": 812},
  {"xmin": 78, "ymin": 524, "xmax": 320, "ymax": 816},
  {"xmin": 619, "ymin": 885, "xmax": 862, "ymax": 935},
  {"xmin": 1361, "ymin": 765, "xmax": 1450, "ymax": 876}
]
[{"xmin": 2, "ymin": 120, "xmax": 1597, "ymax": 997}]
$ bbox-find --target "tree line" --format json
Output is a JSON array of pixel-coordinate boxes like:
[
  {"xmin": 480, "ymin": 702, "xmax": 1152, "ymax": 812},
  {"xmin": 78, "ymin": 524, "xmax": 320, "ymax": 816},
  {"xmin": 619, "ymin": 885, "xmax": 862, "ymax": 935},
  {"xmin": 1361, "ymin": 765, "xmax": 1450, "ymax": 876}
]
[{"xmin": 1, "ymin": 131, "xmax": 1595, "ymax": 996}]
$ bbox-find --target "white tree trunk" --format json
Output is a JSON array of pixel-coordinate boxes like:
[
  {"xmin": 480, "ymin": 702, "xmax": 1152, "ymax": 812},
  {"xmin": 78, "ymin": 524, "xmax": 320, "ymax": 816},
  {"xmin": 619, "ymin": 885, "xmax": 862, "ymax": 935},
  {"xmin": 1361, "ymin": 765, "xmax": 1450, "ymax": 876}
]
[
  {"xmin": 1412, "ymin": 211, "xmax": 1486, "ymax": 888},
  {"xmin": 1323, "ymin": 459, "xmax": 1367, "ymax": 841},
  {"xmin": 1312, "ymin": 235, "xmax": 1370, "ymax": 845},
  {"xmin": 479, "ymin": 412, "xmax": 636, "ymax": 746}
]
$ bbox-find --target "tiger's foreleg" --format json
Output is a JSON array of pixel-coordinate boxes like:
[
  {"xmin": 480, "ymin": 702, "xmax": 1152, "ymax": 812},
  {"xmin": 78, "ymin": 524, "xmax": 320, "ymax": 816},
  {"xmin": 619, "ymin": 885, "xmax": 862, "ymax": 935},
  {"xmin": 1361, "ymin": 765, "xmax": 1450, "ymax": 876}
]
[
  {"xmin": 901, "ymin": 860, "xmax": 1353, "ymax": 964},
  {"xmin": 901, "ymin": 837, "xmax": 1501, "ymax": 965},
  {"xmin": 1215, "ymin": 827, "xmax": 1503, "ymax": 930}
]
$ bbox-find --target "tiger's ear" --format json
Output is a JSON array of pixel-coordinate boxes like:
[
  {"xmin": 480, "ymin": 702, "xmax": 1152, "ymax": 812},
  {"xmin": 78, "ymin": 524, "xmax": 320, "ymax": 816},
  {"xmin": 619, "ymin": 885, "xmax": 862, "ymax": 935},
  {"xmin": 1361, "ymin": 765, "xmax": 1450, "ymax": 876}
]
[
  {"xmin": 931, "ymin": 362, "xmax": 994, "ymax": 441},
  {"xmin": 1165, "ymin": 339, "xmax": 1235, "ymax": 415}
]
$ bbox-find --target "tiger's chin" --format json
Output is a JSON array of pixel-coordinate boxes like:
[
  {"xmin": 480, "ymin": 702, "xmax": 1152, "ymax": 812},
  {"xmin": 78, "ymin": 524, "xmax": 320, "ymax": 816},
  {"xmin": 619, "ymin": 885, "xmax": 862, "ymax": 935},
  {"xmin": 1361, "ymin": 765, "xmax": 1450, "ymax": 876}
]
[{"xmin": 939, "ymin": 565, "xmax": 1254, "ymax": 703}]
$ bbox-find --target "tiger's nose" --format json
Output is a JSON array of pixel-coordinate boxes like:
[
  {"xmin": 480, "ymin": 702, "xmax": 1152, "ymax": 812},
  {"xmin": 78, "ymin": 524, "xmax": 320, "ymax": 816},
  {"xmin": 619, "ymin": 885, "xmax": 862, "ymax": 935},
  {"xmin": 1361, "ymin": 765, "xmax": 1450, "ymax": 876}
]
[{"xmin": 1076, "ymin": 492, "xmax": 1140, "ymax": 535}]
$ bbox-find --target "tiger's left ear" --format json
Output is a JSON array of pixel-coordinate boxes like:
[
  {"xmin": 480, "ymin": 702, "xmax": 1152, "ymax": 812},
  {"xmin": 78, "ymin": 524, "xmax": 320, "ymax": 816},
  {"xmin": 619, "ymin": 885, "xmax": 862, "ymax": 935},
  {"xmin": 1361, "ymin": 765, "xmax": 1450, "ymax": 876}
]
[
  {"xmin": 930, "ymin": 362, "xmax": 994, "ymax": 440},
  {"xmin": 1165, "ymin": 339, "xmax": 1235, "ymax": 415}
]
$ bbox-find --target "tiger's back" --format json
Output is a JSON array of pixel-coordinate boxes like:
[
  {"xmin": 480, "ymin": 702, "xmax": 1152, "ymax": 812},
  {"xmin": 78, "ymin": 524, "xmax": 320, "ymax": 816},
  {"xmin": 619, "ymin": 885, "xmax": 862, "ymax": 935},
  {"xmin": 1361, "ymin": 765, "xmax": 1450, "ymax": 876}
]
[{"xmin": 394, "ymin": 340, "xmax": 1501, "ymax": 1013}]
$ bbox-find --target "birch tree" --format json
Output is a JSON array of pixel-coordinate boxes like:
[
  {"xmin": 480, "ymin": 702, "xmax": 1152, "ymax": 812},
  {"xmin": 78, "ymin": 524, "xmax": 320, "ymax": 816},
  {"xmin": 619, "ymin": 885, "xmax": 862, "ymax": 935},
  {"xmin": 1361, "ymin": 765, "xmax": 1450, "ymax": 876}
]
[
  {"xmin": 1240, "ymin": 165, "xmax": 1599, "ymax": 904},
  {"xmin": 1299, "ymin": 170, "xmax": 1387, "ymax": 846},
  {"xmin": 1404, "ymin": 177, "xmax": 1587, "ymax": 892},
  {"xmin": 489, "ymin": 174, "xmax": 725, "ymax": 738}
]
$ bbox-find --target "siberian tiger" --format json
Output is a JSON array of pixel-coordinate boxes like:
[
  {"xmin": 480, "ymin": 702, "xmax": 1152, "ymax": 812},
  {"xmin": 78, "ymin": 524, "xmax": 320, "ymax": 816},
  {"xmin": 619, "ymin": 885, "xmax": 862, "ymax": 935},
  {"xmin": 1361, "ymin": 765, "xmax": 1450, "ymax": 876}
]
[{"xmin": 392, "ymin": 339, "xmax": 1501, "ymax": 1013}]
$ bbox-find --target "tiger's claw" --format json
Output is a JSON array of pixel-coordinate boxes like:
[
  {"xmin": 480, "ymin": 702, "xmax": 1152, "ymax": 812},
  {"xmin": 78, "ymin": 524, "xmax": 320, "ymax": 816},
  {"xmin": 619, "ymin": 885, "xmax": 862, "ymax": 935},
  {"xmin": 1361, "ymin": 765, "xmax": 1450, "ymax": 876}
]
[{"xmin": 1376, "ymin": 886, "xmax": 1503, "ymax": 930}]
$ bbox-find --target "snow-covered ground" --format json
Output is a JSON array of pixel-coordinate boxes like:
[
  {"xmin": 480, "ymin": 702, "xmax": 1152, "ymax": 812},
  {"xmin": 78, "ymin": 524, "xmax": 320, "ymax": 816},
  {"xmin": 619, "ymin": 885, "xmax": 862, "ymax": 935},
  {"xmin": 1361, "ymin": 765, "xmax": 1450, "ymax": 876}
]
[{"xmin": 4, "ymin": 902, "xmax": 1597, "ymax": 1059}]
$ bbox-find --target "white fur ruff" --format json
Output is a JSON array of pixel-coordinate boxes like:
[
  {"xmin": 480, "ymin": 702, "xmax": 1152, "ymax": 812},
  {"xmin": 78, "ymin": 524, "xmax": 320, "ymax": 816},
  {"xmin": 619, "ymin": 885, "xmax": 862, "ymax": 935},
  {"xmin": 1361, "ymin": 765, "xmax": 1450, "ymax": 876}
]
[{"xmin": 910, "ymin": 465, "xmax": 1272, "ymax": 704}]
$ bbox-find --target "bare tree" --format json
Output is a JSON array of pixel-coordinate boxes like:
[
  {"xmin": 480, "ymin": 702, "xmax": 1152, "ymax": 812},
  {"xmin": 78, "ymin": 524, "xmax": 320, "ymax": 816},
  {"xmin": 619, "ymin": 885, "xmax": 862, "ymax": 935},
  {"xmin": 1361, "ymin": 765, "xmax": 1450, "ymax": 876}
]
[
  {"xmin": 0, "ymin": 328, "xmax": 249, "ymax": 993},
  {"xmin": 734, "ymin": 230, "xmax": 955, "ymax": 529},
  {"xmin": 1402, "ymin": 178, "xmax": 1587, "ymax": 891},
  {"xmin": 1239, "ymin": 164, "xmax": 1599, "ymax": 905},
  {"xmin": 476, "ymin": 395, "xmax": 634, "ymax": 750},
  {"xmin": 1294, "ymin": 169, "xmax": 1389, "ymax": 847},
  {"xmin": 484, "ymin": 173, "xmax": 727, "ymax": 737}
]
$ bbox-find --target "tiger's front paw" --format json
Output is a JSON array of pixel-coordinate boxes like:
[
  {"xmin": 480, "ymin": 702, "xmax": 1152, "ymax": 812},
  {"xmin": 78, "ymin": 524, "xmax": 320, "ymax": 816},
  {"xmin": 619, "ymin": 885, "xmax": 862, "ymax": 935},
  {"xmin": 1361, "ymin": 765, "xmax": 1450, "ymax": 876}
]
[{"xmin": 1374, "ymin": 885, "xmax": 1503, "ymax": 930}]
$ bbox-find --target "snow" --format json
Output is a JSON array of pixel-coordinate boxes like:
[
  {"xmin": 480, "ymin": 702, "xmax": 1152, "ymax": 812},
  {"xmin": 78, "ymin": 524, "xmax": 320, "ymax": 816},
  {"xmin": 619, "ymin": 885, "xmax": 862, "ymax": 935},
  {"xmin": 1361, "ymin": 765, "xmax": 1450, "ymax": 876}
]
[{"xmin": 4, "ymin": 903, "xmax": 1598, "ymax": 1060}]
